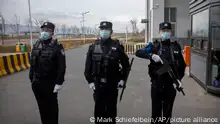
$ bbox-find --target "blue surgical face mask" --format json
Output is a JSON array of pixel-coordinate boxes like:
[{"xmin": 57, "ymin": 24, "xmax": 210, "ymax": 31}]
[
  {"xmin": 40, "ymin": 31, "xmax": 51, "ymax": 40},
  {"xmin": 100, "ymin": 30, "xmax": 111, "ymax": 40},
  {"xmin": 161, "ymin": 32, "xmax": 171, "ymax": 40}
]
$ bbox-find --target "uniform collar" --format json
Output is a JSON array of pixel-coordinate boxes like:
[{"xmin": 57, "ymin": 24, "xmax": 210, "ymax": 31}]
[
  {"xmin": 100, "ymin": 37, "xmax": 112, "ymax": 45},
  {"xmin": 41, "ymin": 38, "xmax": 52, "ymax": 45},
  {"xmin": 161, "ymin": 39, "xmax": 171, "ymax": 45}
]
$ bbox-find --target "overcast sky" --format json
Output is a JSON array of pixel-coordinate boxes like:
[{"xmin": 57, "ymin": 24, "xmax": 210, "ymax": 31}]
[{"xmin": 1, "ymin": 0, "xmax": 146, "ymax": 32}]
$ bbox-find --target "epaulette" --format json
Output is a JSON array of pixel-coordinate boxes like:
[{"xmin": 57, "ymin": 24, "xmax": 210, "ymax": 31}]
[
  {"xmin": 33, "ymin": 39, "xmax": 41, "ymax": 47},
  {"xmin": 172, "ymin": 40, "xmax": 181, "ymax": 49},
  {"xmin": 52, "ymin": 38, "xmax": 59, "ymax": 45},
  {"xmin": 112, "ymin": 39, "xmax": 120, "ymax": 44},
  {"xmin": 152, "ymin": 40, "xmax": 160, "ymax": 47}
]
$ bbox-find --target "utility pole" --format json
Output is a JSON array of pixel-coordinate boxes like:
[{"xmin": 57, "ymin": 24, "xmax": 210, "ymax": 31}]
[
  {"xmin": 94, "ymin": 24, "xmax": 99, "ymax": 38},
  {"xmin": 80, "ymin": 20, "xmax": 83, "ymax": 40},
  {"xmin": 81, "ymin": 11, "xmax": 89, "ymax": 43},
  {"xmin": 125, "ymin": 26, "xmax": 128, "ymax": 43},
  {"xmin": 28, "ymin": 0, "xmax": 33, "ymax": 50}
]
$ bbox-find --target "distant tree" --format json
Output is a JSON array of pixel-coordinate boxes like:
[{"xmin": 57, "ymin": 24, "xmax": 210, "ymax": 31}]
[
  {"xmin": 130, "ymin": 19, "xmax": 139, "ymax": 37},
  {"xmin": 85, "ymin": 27, "xmax": 90, "ymax": 35},
  {"xmin": 75, "ymin": 26, "xmax": 80, "ymax": 35},
  {"xmin": 24, "ymin": 19, "xmax": 33, "ymax": 32},
  {"xmin": 8, "ymin": 14, "xmax": 21, "ymax": 41},
  {"xmin": 54, "ymin": 24, "xmax": 60, "ymax": 35},
  {"xmin": 66, "ymin": 27, "xmax": 71, "ymax": 36},
  {"xmin": 0, "ymin": 14, "xmax": 5, "ymax": 45},
  {"xmin": 140, "ymin": 29, "xmax": 145, "ymax": 34},
  {"xmin": 70, "ymin": 25, "xmax": 81, "ymax": 35},
  {"xmin": 33, "ymin": 19, "xmax": 50, "ymax": 32},
  {"xmin": 60, "ymin": 24, "xmax": 67, "ymax": 37}
]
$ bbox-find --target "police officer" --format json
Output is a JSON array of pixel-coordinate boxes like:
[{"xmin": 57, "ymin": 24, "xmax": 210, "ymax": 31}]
[
  {"xmin": 135, "ymin": 22, "xmax": 186, "ymax": 124},
  {"xmin": 84, "ymin": 21, "xmax": 129, "ymax": 124},
  {"xmin": 29, "ymin": 21, "xmax": 66, "ymax": 124}
]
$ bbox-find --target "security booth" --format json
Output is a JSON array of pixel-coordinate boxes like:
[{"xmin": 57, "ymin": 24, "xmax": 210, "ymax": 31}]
[{"xmin": 189, "ymin": 0, "xmax": 220, "ymax": 93}]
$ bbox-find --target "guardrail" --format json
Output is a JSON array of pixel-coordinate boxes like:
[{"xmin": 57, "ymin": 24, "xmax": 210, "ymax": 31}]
[{"xmin": 123, "ymin": 43, "xmax": 146, "ymax": 55}]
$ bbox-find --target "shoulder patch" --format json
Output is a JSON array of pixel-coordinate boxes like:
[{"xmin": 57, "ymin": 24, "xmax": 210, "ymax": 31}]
[
  {"xmin": 54, "ymin": 39, "xmax": 60, "ymax": 45},
  {"xmin": 33, "ymin": 40, "xmax": 41, "ymax": 48},
  {"xmin": 60, "ymin": 49, "xmax": 65, "ymax": 55},
  {"xmin": 112, "ymin": 39, "xmax": 120, "ymax": 44}
]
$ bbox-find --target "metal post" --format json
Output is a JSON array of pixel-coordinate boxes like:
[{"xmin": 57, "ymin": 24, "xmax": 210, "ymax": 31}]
[
  {"xmin": 82, "ymin": 15, "xmax": 85, "ymax": 43},
  {"xmin": 125, "ymin": 26, "xmax": 128, "ymax": 43},
  {"xmin": 94, "ymin": 24, "xmax": 99, "ymax": 38},
  {"xmin": 18, "ymin": 16, "xmax": 21, "ymax": 42},
  {"xmin": 80, "ymin": 21, "xmax": 82, "ymax": 40},
  {"xmin": 81, "ymin": 11, "xmax": 89, "ymax": 44},
  {"xmin": 146, "ymin": 0, "xmax": 149, "ymax": 44},
  {"xmin": 0, "ymin": 14, "xmax": 4, "ymax": 45},
  {"xmin": 28, "ymin": 0, "xmax": 33, "ymax": 50}
]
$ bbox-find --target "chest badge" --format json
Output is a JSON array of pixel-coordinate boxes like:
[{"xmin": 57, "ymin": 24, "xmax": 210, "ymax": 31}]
[
  {"xmin": 174, "ymin": 51, "xmax": 179, "ymax": 54},
  {"xmin": 112, "ymin": 47, "xmax": 117, "ymax": 51},
  {"xmin": 61, "ymin": 49, "xmax": 65, "ymax": 55}
]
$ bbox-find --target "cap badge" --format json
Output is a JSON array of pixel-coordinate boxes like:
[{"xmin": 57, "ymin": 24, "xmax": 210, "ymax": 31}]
[
  {"xmin": 164, "ymin": 23, "xmax": 168, "ymax": 26},
  {"xmin": 45, "ymin": 22, "xmax": 47, "ymax": 25},
  {"xmin": 103, "ymin": 23, "xmax": 106, "ymax": 26}
]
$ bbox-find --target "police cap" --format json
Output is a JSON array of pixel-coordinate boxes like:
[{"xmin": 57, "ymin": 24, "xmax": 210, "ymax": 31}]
[
  {"xmin": 99, "ymin": 21, "xmax": 113, "ymax": 29},
  {"xmin": 159, "ymin": 22, "xmax": 171, "ymax": 30},
  {"xmin": 40, "ymin": 21, "xmax": 55, "ymax": 31}
]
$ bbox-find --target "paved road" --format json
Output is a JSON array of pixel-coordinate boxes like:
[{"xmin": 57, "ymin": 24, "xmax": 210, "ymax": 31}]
[{"xmin": 0, "ymin": 44, "xmax": 220, "ymax": 124}]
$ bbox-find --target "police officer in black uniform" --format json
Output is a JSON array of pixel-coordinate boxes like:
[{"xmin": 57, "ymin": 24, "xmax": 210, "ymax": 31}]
[
  {"xmin": 135, "ymin": 22, "xmax": 186, "ymax": 124},
  {"xmin": 29, "ymin": 21, "xmax": 66, "ymax": 124},
  {"xmin": 84, "ymin": 21, "xmax": 129, "ymax": 124}
]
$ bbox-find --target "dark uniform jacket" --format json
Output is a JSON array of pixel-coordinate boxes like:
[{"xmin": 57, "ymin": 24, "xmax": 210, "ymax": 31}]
[
  {"xmin": 84, "ymin": 38, "xmax": 129, "ymax": 85},
  {"xmin": 135, "ymin": 39, "xmax": 186, "ymax": 84},
  {"xmin": 29, "ymin": 38, "xmax": 66, "ymax": 85}
]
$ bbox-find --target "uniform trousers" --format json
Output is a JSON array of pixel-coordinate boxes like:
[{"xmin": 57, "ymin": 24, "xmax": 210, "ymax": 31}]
[
  {"xmin": 93, "ymin": 83, "xmax": 118, "ymax": 124},
  {"xmin": 151, "ymin": 80, "xmax": 176, "ymax": 124},
  {"xmin": 32, "ymin": 81, "xmax": 59, "ymax": 124}
]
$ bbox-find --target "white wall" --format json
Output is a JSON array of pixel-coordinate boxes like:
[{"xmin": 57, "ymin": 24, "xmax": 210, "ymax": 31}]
[
  {"xmin": 165, "ymin": 0, "xmax": 191, "ymax": 38},
  {"xmin": 149, "ymin": 0, "xmax": 191, "ymax": 39},
  {"xmin": 150, "ymin": 0, "xmax": 164, "ymax": 41}
]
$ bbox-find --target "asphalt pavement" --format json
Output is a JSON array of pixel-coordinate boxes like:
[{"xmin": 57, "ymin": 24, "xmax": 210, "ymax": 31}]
[{"xmin": 0, "ymin": 44, "xmax": 220, "ymax": 124}]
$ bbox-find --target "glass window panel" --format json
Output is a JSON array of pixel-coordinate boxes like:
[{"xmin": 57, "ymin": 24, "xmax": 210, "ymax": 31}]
[
  {"xmin": 192, "ymin": 9, "xmax": 209, "ymax": 38},
  {"xmin": 164, "ymin": 8, "xmax": 169, "ymax": 22},
  {"xmin": 170, "ymin": 8, "xmax": 177, "ymax": 22},
  {"xmin": 203, "ymin": 40, "xmax": 208, "ymax": 51},
  {"xmin": 171, "ymin": 24, "xmax": 175, "ymax": 36},
  {"xmin": 210, "ymin": 6, "xmax": 220, "ymax": 49}
]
